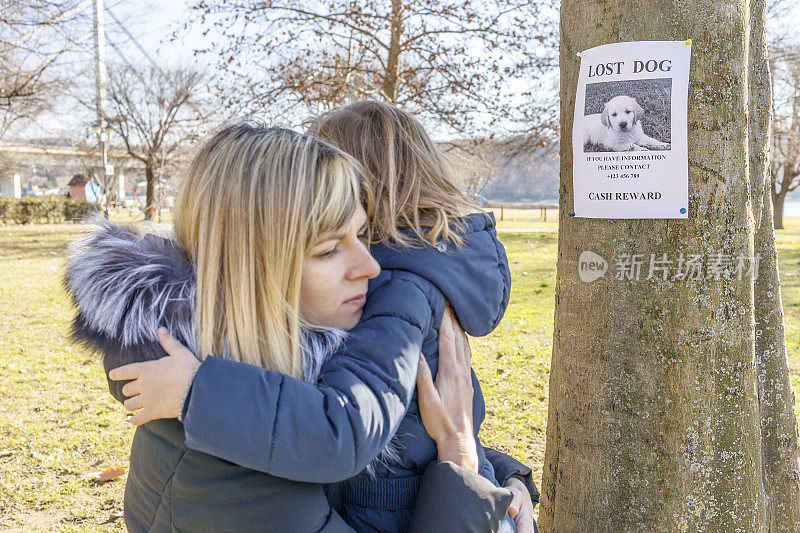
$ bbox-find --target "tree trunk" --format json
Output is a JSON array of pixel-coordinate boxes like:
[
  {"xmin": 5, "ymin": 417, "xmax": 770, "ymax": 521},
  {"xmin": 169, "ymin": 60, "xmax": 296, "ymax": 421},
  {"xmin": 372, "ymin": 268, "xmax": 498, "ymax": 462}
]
[
  {"xmin": 382, "ymin": 0, "xmax": 403, "ymax": 103},
  {"xmin": 541, "ymin": 1, "xmax": 800, "ymax": 531},
  {"xmin": 144, "ymin": 162, "xmax": 155, "ymax": 221},
  {"xmin": 751, "ymin": 3, "xmax": 800, "ymax": 521},
  {"xmin": 772, "ymin": 188, "xmax": 785, "ymax": 230}
]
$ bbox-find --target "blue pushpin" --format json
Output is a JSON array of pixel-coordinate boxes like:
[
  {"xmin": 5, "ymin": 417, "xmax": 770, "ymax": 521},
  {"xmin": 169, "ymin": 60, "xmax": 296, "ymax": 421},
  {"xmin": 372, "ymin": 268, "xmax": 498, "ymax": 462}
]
[{"xmin": 680, "ymin": 207, "xmax": 687, "ymax": 214}]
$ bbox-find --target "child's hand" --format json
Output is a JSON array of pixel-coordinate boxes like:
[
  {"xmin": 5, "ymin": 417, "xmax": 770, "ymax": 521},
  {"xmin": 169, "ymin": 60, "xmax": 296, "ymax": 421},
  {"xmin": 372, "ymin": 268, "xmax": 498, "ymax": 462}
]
[
  {"xmin": 506, "ymin": 476, "xmax": 536, "ymax": 533},
  {"xmin": 108, "ymin": 328, "xmax": 200, "ymax": 425}
]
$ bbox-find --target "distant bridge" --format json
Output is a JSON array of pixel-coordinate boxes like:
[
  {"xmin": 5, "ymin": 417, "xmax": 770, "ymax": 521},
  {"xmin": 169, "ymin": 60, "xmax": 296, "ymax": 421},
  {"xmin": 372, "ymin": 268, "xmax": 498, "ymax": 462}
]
[{"xmin": 0, "ymin": 143, "xmax": 138, "ymax": 171}]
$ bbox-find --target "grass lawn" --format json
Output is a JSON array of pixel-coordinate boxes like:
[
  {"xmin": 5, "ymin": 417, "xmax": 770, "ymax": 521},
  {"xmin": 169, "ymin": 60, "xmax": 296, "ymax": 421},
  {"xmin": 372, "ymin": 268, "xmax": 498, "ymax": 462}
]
[
  {"xmin": 0, "ymin": 210, "xmax": 798, "ymax": 531},
  {"xmin": 492, "ymin": 207, "xmax": 559, "ymax": 232}
]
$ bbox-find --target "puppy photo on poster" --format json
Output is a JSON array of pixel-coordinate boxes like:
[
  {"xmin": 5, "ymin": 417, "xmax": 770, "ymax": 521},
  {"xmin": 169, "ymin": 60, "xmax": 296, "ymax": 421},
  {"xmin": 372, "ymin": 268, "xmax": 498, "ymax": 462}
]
[{"xmin": 583, "ymin": 79, "xmax": 672, "ymax": 153}]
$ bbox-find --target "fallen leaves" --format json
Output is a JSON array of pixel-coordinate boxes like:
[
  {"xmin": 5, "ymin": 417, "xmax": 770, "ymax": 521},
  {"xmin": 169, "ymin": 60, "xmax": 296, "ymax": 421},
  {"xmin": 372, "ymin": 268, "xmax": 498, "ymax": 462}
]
[{"xmin": 87, "ymin": 465, "xmax": 126, "ymax": 483}]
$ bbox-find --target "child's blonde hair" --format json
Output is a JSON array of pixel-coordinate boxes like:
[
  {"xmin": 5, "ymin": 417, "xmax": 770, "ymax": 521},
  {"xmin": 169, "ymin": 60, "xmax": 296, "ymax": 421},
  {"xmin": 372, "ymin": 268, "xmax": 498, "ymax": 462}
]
[
  {"xmin": 307, "ymin": 100, "xmax": 477, "ymax": 247},
  {"xmin": 174, "ymin": 121, "xmax": 371, "ymax": 379}
]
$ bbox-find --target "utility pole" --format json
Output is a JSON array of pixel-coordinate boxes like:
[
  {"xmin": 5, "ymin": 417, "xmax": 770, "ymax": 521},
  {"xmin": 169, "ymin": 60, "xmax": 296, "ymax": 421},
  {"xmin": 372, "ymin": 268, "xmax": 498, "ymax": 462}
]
[{"xmin": 92, "ymin": 0, "xmax": 113, "ymax": 217}]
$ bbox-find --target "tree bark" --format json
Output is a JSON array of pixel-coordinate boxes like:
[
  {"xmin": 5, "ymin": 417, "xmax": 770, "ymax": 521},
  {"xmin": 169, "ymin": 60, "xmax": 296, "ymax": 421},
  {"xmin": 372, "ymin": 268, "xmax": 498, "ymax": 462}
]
[
  {"xmin": 144, "ymin": 162, "xmax": 155, "ymax": 221},
  {"xmin": 772, "ymin": 187, "xmax": 785, "ymax": 230},
  {"xmin": 750, "ymin": 4, "xmax": 800, "ymax": 529},
  {"xmin": 382, "ymin": 0, "xmax": 403, "ymax": 103},
  {"xmin": 541, "ymin": 1, "xmax": 800, "ymax": 531}
]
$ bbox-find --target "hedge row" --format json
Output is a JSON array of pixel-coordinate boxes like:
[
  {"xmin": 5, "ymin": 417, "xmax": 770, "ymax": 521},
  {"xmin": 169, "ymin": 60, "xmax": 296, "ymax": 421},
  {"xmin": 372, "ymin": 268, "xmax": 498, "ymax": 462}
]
[{"xmin": 0, "ymin": 197, "xmax": 98, "ymax": 224}]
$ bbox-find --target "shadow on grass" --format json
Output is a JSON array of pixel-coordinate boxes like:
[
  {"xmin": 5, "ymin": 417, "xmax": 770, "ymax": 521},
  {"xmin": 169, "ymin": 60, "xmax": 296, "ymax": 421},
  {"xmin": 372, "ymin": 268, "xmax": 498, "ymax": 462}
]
[{"xmin": 0, "ymin": 242, "xmax": 67, "ymax": 261}]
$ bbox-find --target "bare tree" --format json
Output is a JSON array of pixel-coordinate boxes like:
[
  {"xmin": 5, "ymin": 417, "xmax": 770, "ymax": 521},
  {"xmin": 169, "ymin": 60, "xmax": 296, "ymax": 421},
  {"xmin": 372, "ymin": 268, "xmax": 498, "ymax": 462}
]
[
  {"xmin": 770, "ymin": 45, "xmax": 800, "ymax": 229},
  {"xmin": 443, "ymin": 135, "xmax": 559, "ymax": 203},
  {"xmin": 0, "ymin": 1, "xmax": 91, "ymax": 142},
  {"xmin": 181, "ymin": 0, "xmax": 557, "ymax": 135},
  {"xmin": 766, "ymin": 0, "xmax": 800, "ymax": 50},
  {"xmin": 440, "ymin": 139, "xmax": 499, "ymax": 203},
  {"xmin": 106, "ymin": 64, "xmax": 209, "ymax": 220},
  {"xmin": 0, "ymin": 53, "xmax": 69, "ymax": 142}
]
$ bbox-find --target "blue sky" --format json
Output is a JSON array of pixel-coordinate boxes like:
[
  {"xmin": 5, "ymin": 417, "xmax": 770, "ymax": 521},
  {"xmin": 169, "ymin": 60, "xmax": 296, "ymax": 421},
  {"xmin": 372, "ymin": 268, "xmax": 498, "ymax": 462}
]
[{"xmin": 106, "ymin": 0, "xmax": 201, "ymax": 64}]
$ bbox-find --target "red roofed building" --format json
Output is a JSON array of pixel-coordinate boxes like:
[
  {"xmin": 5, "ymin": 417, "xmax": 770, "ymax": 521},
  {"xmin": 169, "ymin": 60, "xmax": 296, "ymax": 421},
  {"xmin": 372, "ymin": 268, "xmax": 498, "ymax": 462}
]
[{"xmin": 67, "ymin": 174, "xmax": 89, "ymax": 201}]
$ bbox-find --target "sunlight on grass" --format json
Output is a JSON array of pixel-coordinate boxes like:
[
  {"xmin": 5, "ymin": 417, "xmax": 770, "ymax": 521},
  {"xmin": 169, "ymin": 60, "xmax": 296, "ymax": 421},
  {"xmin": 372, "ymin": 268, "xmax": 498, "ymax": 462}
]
[{"xmin": 0, "ymin": 214, "xmax": 798, "ymax": 530}]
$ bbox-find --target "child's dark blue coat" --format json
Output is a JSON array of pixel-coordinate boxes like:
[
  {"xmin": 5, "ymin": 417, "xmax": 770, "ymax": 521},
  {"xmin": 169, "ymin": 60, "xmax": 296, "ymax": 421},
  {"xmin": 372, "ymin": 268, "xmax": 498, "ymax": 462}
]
[{"xmin": 331, "ymin": 212, "xmax": 511, "ymax": 531}]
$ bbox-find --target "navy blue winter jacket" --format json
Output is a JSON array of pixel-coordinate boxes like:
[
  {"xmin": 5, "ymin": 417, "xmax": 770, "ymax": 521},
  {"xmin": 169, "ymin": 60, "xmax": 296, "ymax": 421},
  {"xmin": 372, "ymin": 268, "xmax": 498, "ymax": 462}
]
[
  {"xmin": 180, "ymin": 213, "xmax": 538, "ymax": 531},
  {"xmin": 332, "ymin": 211, "xmax": 510, "ymax": 532}
]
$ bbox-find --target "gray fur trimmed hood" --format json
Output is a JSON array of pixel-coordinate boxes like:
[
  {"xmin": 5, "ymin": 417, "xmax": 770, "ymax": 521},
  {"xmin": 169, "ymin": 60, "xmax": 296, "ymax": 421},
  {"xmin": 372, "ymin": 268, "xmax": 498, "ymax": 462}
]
[{"xmin": 63, "ymin": 216, "xmax": 345, "ymax": 398}]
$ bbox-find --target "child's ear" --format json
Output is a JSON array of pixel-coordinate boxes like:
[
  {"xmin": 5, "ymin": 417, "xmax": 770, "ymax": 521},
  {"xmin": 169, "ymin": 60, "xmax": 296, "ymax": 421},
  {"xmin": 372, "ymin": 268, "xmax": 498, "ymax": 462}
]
[{"xmin": 601, "ymin": 104, "xmax": 611, "ymax": 128}]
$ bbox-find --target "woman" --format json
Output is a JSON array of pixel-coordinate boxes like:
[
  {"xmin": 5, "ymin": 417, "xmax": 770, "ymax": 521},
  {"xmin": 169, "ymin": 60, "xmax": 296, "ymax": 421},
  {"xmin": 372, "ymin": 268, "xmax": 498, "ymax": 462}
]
[{"xmin": 66, "ymin": 122, "xmax": 516, "ymax": 531}]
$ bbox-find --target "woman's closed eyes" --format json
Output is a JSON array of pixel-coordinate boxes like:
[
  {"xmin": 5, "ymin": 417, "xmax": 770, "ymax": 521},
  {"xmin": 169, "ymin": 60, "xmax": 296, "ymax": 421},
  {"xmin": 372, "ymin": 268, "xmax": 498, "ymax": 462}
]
[{"xmin": 317, "ymin": 232, "xmax": 369, "ymax": 259}]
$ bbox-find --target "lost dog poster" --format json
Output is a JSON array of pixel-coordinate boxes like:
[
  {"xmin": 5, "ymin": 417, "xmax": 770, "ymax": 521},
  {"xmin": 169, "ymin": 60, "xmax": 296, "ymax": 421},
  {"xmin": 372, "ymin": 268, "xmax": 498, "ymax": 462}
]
[{"xmin": 572, "ymin": 40, "xmax": 691, "ymax": 219}]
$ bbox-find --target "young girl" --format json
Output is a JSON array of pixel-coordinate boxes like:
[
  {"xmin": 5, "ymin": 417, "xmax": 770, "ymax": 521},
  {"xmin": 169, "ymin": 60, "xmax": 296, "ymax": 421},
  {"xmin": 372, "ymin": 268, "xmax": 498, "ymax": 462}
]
[
  {"xmin": 309, "ymin": 101, "xmax": 539, "ymax": 533},
  {"xmin": 66, "ymin": 123, "xmax": 515, "ymax": 532}
]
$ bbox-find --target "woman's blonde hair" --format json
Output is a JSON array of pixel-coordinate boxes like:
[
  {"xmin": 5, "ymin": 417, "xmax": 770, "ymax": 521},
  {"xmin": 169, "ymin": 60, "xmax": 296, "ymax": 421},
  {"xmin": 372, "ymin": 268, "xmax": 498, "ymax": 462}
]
[
  {"xmin": 174, "ymin": 121, "xmax": 370, "ymax": 379},
  {"xmin": 307, "ymin": 100, "xmax": 476, "ymax": 247}
]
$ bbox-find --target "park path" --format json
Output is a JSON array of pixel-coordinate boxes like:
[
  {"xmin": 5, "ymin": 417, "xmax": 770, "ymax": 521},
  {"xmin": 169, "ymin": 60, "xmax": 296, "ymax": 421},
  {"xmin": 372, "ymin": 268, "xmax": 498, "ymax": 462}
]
[{"xmin": 497, "ymin": 228, "xmax": 558, "ymax": 233}]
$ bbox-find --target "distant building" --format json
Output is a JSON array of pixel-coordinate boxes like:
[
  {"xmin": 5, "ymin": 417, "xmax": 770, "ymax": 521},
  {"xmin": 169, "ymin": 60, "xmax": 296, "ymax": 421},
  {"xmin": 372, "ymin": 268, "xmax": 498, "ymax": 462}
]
[
  {"xmin": 67, "ymin": 174, "xmax": 89, "ymax": 201},
  {"xmin": 0, "ymin": 174, "xmax": 22, "ymax": 198}
]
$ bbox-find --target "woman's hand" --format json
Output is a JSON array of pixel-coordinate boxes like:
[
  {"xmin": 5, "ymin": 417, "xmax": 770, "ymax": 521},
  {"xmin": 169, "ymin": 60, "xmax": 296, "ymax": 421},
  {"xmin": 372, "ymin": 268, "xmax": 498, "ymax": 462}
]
[
  {"xmin": 505, "ymin": 476, "xmax": 536, "ymax": 533},
  {"xmin": 416, "ymin": 306, "xmax": 479, "ymax": 473},
  {"xmin": 108, "ymin": 328, "xmax": 200, "ymax": 425}
]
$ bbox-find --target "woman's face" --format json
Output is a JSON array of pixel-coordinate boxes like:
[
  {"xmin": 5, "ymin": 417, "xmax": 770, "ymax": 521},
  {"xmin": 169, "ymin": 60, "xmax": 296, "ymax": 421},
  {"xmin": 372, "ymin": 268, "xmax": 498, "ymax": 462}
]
[{"xmin": 300, "ymin": 205, "xmax": 380, "ymax": 330}]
